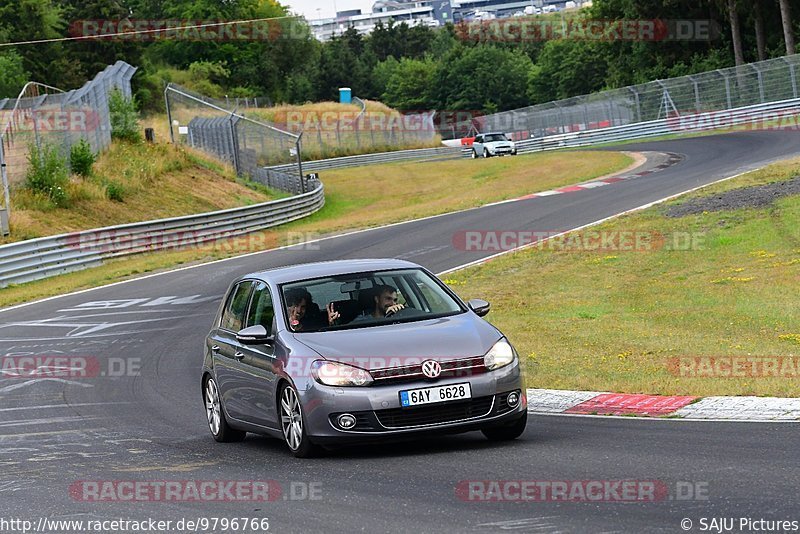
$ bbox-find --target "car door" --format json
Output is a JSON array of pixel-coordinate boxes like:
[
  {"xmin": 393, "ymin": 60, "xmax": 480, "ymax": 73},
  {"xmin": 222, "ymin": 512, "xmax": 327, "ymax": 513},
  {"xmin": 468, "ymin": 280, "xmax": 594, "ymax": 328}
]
[
  {"xmin": 235, "ymin": 281, "xmax": 280, "ymax": 429},
  {"xmin": 210, "ymin": 280, "xmax": 255, "ymax": 422}
]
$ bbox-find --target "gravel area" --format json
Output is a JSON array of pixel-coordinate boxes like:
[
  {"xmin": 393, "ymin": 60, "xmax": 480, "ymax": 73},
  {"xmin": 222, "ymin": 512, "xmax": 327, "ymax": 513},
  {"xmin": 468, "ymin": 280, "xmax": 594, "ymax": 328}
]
[{"xmin": 666, "ymin": 176, "xmax": 800, "ymax": 217}]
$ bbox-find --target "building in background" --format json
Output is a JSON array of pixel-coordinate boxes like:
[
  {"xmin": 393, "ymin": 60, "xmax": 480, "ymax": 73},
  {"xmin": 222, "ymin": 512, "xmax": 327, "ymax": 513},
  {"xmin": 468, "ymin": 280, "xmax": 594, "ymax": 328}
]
[
  {"xmin": 309, "ymin": 1, "xmax": 444, "ymax": 41},
  {"xmin": 307, "ymin": 0, "xmax": 587, "ymax": 41}
]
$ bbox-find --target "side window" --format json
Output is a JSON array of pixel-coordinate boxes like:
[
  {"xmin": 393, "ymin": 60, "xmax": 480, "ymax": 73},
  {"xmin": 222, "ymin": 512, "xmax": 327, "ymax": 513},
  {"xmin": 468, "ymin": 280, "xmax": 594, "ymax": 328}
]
[
  {"xmin": 246, "ymin": 282, "xmax": 275, "ymax": 334},
  {"xmin": 475, "ymin": 135, "xmax": 482, "ymax": 143},
  {"xmin": 220, "ymin": 282, "xmax": 254, "ymax": 332}
]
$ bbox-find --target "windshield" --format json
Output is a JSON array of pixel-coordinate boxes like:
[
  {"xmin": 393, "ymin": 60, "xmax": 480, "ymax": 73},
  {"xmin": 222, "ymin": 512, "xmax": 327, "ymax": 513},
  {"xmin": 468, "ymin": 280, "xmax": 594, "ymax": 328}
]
[
  {"xmin": 484, "ymin": 134, "xmax": 508, "ymax": 142},
  {"xmin": 280, "ymin": 268, "xmax": 464, "ymax": 333}
]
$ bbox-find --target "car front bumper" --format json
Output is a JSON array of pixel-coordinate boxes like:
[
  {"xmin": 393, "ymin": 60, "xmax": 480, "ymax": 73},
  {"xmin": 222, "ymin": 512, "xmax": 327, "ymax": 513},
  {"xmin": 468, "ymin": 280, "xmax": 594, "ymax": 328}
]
[{"xmin": 297, "ymin": 362, "xmax": 526, "ymax": 443}]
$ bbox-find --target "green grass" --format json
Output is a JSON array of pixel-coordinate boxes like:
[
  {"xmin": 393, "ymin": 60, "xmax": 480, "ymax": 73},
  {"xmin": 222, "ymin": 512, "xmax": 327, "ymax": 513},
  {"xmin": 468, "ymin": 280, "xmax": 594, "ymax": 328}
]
[
  {"xmin": 3, "ymin": 141, "xmax": 278, "ymax": 244},
  {"xmin": 445, "ymin": 157, "xmax": 800, "ymax": 397},
  {"xmin": 0, "ymin": 150, "xmax": 632, "ymax": 308}
]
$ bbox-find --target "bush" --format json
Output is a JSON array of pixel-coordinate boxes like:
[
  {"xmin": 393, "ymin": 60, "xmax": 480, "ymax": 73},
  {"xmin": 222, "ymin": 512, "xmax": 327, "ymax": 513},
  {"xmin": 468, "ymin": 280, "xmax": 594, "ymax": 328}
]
[
  {"xmin": 109, "ymin": 88, "xmax": 141, "ymax": 142},
  {"xmin": 105, "ymin": 180, "xmax": 125, "ymax": 202},
  {"xmin": 69, "ymin": 139, "xmax": 96, "ymax": 177},
  {"xmin": 25, "ymin": 142, "xmax": 70, "ymax": 207}
]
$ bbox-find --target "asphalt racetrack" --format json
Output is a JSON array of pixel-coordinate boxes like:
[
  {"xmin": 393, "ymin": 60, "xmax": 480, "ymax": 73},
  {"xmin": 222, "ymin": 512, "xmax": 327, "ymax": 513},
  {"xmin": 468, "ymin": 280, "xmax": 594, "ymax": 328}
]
[{"xmin": 1, "ymin": 131, "xmax": 799, "ymax": 533}]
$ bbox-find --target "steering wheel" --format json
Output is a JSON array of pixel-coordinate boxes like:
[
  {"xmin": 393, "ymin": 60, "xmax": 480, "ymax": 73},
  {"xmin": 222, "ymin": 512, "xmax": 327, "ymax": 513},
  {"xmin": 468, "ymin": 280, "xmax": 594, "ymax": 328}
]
[{"xmin": 385, "ymin": 306, "xmax": 415, "ymax": 319}]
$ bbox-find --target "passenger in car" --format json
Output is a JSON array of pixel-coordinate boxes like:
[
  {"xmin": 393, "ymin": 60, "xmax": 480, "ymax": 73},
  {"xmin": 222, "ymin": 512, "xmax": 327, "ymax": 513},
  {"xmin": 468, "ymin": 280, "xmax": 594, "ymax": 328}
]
[{"xmin": 285, "ymin": 288, "xmax": 310, "ymax": 331}]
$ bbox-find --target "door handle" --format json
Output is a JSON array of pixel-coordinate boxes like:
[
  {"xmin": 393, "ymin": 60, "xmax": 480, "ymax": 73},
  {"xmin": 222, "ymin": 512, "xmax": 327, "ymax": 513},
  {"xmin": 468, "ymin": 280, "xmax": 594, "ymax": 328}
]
[
  {"xmin": 234, "ymin": 351, "xmax": 245, "ymax": 361},
  {"xmin": 211, "ymin": 345, "xmax": 220, "ymax": 353}
]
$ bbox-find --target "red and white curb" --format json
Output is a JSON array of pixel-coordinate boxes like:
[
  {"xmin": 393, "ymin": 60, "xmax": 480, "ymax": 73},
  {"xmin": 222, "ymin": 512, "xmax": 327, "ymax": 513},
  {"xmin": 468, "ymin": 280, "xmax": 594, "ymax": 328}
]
[
  {"xmin": 526, "ymin": 389, "xmax": 800, "ymax": 421},
  {"xmin": 485, "ymin": 152, "xmax": 684, "ymax": 207}
]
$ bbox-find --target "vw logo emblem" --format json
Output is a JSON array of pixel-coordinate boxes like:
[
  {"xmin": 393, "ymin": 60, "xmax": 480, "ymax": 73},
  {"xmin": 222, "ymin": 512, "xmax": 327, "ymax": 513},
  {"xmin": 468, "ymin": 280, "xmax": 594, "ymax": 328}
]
[{"xmin": 421, "ymin": 359, "xmax": 442, "ymax": 379}]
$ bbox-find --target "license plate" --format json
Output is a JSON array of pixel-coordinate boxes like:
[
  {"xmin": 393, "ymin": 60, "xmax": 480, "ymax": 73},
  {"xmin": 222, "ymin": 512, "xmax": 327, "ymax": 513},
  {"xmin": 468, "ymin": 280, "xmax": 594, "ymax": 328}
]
[{"xmin": 400, "ymin": 383, "xmax": 472, "ymax": 407}]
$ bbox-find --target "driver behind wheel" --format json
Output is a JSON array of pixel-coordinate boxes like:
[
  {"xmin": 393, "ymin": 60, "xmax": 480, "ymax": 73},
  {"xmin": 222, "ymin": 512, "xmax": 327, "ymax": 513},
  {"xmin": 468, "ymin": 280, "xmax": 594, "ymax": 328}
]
[{"xmin": 370, "ymin": 284, "xmax": 405, "ymax": 318}]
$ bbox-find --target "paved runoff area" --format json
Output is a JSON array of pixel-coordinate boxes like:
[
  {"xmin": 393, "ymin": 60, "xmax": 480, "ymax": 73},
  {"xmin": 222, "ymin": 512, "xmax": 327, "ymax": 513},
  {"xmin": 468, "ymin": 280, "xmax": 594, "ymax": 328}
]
[{"xmin": 527, "ymin": 389, "xmax": 800, "ymax": 420}]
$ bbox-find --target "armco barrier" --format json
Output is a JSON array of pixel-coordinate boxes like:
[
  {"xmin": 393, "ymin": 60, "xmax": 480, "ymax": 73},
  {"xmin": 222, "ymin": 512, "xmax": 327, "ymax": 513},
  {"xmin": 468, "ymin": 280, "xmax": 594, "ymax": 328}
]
[
  {"xmin": 266, "ymin": 97, "xmax": 800, "ymax": 171},
  {"xmin": 268, "ymin": 146, "xmax": 463, "ymax": 173},
  {"xmin": 0, "ymin": 182, "xmax": 324, "ymax": 288},
  {"xmin": 502, "ymin": 97, "xmax": 800, "ymax": 155}
]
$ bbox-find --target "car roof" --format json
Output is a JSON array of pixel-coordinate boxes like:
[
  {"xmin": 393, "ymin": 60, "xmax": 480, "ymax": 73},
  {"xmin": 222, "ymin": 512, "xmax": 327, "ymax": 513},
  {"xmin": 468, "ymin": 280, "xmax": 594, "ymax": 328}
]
[{"xmin": 244, "ymin": 259, "xmax": 421, "ymax": 285}]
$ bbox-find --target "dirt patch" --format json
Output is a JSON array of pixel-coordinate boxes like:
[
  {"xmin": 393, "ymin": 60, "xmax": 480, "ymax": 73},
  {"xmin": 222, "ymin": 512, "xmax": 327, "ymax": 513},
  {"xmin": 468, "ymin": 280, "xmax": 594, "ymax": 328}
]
[{"xmin": 666, "ymin": 176, "xmax": 800, "ymax": 217}]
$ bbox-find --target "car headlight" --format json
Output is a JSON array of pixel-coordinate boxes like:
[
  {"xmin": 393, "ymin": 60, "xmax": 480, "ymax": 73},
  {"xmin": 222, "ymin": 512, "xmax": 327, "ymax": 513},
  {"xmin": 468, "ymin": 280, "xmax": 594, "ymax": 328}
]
[
  {"xmin": 311, "ymin": 360, "xmax": 374, "ymax": 387},
  {"xmin": 484, "ymin": 339, "xmax": 516, "ymax": 371}
]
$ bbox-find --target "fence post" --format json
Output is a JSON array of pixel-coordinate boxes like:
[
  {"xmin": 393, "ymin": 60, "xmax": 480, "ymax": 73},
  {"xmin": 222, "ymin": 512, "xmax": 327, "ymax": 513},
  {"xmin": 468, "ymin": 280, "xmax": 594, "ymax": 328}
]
[
  {"xmin": 688, "ymin": 75, "xmax": 701, "ymax": 112},
  {"xmin": 296, "ymin": 132, "xmax": 305, "ymax": 194},
  {"xmin": 716, "ymin": 70, "xmax": 733, "ymax": 109},
  {"xmin": 165, "ymin": 84, "xmax": 175, "ymax": 144},
  {"xmin": 0, "ymin": 140, "xmax": 9, "ymax": 213},
  {"xmin": 753, "ymin": 64, "xmax": 765, "ymax": 103},
  {"xmin": 229, "ymin": 113, "xmax": 241, "ymax": 175},
  {"xmin": 32, "ymin": 107, "xmax": 42, "ymax": 162},
  {"xmin": 781, "ymin": 57, "xmax": 798, "ymax": 98},
  {"xmin": 628, "ymin": 87, "xmax": 642, "ymax": 123}
]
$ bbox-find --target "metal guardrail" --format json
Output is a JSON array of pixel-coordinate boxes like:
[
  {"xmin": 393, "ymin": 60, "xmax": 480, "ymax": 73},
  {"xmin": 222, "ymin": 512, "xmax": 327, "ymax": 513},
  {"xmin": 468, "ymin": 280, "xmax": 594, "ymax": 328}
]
[
  {"xmin": 268, "ymin": 146, "xmax": 463, "ymax": 173},
  {"xmin": 0, "ymin": 182, "xmax": 324, "ymax": 288},
  {"xmin": 506, "ymin": 97, "xmax": 800, "ymax": 154},
  {"xmin": 450, "ymin": 97, "xmax": 800, "ymax": 158}
]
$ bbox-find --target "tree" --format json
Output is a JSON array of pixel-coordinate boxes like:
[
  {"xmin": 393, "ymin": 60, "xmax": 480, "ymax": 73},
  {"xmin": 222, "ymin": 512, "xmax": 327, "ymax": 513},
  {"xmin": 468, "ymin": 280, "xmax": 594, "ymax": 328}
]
[
  {"xmin": 0, "ymin": 0, "xmax": 84, "ymax": 87},
  {"xmin": 778, "ymin": 0, "xmax": 795, "ymax": 55},
  {"xmin": 527, "ymin": 40, "xmax": 610, "ymax": 102},
  {"xmin": 726, "ymin": 0, "xmax": 745, "ymax": 65},
  {"xmin": 0, "ymin": 50, "xmax": 29, "ymax": 97},
  {"xmin": 752, "ymin": 0, "xmax": 767, "ymax": 61},
  {"xmin": 381, "ymin": 58, "xmax": 436, "ymax": 110},
  {"xmin": 59, "ymin": 0, "xmax": 143, "ymax": 76},
  {"xmin": 431, "ymin": 46, "xmax": 533, "ymax": 113}
]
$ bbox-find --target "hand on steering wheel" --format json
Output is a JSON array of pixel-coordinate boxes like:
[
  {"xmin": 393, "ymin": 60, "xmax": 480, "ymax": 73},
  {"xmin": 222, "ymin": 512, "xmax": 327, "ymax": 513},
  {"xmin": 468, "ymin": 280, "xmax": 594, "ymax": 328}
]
[{"xmin": 385, "ymin": 303, "xmax": 405, "ymax": 317}]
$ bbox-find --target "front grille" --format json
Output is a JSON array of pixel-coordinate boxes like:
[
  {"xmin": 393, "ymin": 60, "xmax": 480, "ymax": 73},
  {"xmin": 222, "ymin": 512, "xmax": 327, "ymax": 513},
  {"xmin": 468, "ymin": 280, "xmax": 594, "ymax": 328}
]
[
  {"xmin": 375, "ymin": 396, "xmax": 494, "ymax": 428},
  {"xmin": 371, "ymin": 356, "xmax": 487, "ymax": 385}
]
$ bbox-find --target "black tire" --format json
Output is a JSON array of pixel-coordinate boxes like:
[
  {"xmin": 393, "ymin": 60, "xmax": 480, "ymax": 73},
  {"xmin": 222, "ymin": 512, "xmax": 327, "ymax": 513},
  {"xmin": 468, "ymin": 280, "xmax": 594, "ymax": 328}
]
[
  {"xmin": 279, "ymin": 383, "xmax": 323, "ymax": 458},
  {"xmin": 482, "ymin": 411, "xmax": 527, "ymax": 441},
  {"xmin": 483, "ymin": 148, "xmax": 490, "ymax": 158},
  {"xmin": 471, "ymin": 149, "xmax": 478, "ymax": 159},
  {"xmin": 204, "ymin": 376, "xmax": 246, "ymax": 443}
]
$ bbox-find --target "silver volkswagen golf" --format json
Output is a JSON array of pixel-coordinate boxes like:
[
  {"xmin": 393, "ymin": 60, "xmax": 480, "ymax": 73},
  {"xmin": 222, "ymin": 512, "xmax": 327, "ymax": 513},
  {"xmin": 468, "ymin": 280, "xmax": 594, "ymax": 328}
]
[{"xmin": 202, "ymin": 259, "xmax": 527, "ymax": 457}]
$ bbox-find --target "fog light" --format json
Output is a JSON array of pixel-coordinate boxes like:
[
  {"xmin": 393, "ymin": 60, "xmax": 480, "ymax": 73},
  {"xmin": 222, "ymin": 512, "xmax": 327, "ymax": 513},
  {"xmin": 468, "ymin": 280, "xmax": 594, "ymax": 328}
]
[
  {"xmin": 506, "ymin": 391, "xmax": 520, "ymax": 408},
  {"xmin": 337, "ymin": 413, "xmax": 356, "ymax": 429}
]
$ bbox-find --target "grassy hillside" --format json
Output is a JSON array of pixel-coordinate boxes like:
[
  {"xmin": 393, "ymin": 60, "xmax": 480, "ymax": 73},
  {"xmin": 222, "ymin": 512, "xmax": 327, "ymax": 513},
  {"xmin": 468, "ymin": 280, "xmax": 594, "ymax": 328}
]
[{"xmin": 3, "ymin": 141, "xmax": 278, "ymax": 243}]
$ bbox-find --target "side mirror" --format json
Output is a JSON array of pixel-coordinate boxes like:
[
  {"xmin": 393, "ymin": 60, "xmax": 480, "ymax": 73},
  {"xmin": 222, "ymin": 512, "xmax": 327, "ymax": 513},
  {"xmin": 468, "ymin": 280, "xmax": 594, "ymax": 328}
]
[
  {"xmin": 467, "ymin": 298, "xmax": 491, "ymax": 317},
  {"xmin": 236, "ymin": 325, "xmax": 274, "ymax": 345}
]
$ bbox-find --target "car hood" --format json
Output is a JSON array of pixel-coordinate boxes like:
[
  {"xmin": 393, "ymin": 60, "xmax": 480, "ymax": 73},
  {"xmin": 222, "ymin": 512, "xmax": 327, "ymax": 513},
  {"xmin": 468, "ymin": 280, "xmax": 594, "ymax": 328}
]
[
  {"xmin": 291, "ymin": 313, "xmax": 502, "ymax": 370},
  {"xmin": 485, "ymin": 140, "xmax": 513, "ymax": 147}
]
